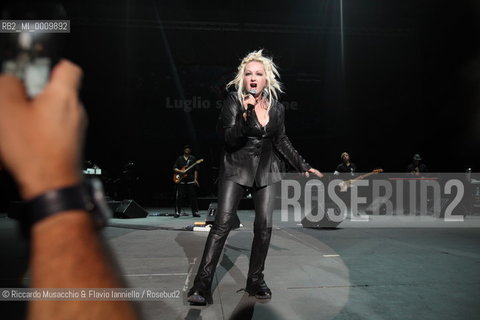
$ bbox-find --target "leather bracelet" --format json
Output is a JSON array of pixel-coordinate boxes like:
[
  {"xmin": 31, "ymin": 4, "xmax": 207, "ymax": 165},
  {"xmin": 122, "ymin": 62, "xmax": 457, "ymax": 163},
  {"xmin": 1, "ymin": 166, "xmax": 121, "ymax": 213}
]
[
  {"xmin": 28, "ymin": 182, "xmax": 92, "ymax": 226},
  {"xmin": 26, "ymin": 178, "xmax": 110, "ymax": 230}
]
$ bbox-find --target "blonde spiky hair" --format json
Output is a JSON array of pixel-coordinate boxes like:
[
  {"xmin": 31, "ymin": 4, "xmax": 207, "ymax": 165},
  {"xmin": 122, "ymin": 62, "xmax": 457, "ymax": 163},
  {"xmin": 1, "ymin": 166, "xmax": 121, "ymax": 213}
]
[{"xmin": 226, "ymin": 49, "xmax": 283, "ymax": 109}]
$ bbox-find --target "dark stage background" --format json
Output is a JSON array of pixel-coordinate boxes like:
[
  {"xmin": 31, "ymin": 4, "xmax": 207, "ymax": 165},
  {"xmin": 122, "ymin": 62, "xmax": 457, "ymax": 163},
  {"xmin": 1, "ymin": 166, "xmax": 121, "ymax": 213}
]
[{"xmin": 1, "ymin": 0, "xmax": 479, "ymax": 206}]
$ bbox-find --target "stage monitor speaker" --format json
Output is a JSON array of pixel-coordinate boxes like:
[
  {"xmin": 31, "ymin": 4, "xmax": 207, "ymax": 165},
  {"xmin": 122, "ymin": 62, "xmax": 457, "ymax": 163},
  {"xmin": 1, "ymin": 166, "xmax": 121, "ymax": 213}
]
[
  {"xmin": 301, "ymin": 205, "xmax": 343, "ymax": 229},
  {"xmin": 114, "ymin": 200, "xmax": 148, "ymax": 218}
]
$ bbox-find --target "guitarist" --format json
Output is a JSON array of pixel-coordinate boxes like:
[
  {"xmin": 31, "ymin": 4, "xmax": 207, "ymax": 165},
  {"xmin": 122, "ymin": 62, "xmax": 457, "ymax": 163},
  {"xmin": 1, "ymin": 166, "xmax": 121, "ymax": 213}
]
[
  {"xmin": 333, "ymin": 152, "xmax": 357, "ymax": 214},
  {"xmin": 334, "ymin": 152, "xmax": 357, "ymax": 177},
  {"xmin": 173, "ymin": 145, "xmax": 200, "ymax": 218},
  {"xmin": 406, "ymin": 154, "xmax": 428, "ymax": 176}
]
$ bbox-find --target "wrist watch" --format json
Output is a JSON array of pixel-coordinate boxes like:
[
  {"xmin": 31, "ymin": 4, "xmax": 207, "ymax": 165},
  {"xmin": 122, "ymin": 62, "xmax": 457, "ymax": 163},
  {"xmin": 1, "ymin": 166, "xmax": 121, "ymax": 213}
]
[{"xmin": 26, "ymin": 178, "xmax": 112, "ymax": 229}]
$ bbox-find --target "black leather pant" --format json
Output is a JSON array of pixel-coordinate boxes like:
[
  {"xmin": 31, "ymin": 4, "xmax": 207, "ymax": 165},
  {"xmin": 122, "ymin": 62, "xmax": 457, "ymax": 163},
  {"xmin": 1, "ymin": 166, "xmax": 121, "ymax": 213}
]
[{"xmin": 189, "ymin": 179, "xmax": 276, "ymax": 296}]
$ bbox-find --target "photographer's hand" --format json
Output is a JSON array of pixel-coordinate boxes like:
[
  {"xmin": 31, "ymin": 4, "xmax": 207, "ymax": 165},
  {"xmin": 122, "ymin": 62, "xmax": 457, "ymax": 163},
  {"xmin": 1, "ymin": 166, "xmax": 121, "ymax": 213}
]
[
  {"xmin": 0, "ymin": 60, "xmax": 139, "ymax": 320},
  {"xmin": 0, "ymin": 60, "xmax": 85, "ymax": 200}
]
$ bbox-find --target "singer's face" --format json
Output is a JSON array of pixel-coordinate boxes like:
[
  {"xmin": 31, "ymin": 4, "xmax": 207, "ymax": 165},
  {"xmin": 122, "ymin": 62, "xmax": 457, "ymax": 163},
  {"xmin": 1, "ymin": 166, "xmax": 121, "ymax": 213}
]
[{"xmin": 243, "ymin": 61, "xmax": 266, "ymax": 96}]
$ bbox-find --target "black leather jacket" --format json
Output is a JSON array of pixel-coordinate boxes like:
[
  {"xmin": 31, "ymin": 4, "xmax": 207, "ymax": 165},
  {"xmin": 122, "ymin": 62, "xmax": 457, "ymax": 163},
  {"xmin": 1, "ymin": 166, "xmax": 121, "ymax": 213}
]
[{"xmin": 218, "ymin": 92, "xmax": 311, "ymax": 187}]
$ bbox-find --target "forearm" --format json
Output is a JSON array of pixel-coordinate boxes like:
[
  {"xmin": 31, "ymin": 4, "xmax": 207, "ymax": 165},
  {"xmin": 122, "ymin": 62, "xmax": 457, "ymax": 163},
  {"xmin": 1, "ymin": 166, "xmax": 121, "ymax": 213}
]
[
  {"xmin": 273, "ymin": 105, "xmax": 311, "ymax": 173},
  {"xmin": 275, "ymin": 136, "xmax": 311, "ymax": 172},
  {"xmin": 28, "ymin": 211, "xmax": 138, "ymax": 320}
]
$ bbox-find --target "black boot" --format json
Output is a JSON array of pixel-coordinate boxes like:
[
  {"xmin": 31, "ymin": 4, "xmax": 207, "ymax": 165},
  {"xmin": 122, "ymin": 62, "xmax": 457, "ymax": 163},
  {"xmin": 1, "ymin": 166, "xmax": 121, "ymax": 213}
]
[
  {"xmin": 187, "ymin": 288, "xmax": 213, "ymax": 305},
  {"xmin": 246, "ymin": 227, "xmax": 273, "ymax": 300},
  {"xmin": 245, "ymin": 277, "xmax": 272, "ymax": 300},
  {"xmin": 187, "ymin": 223, "xmax": 231, "ymax": 305}
]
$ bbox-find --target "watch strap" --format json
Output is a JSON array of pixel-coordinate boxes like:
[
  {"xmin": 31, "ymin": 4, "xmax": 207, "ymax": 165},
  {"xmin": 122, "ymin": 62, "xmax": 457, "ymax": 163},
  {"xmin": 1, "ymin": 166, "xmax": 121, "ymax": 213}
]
[{"xmin": 28, "ymin": 182, "xmax": 93, "ymax": 226}]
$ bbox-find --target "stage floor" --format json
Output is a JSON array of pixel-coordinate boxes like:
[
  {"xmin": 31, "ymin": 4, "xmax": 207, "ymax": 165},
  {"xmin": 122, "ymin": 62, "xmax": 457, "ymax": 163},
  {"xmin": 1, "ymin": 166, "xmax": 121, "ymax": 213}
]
[{"xmin": 1, "ymin": 209, "xmax": 480, "ymax": 319}]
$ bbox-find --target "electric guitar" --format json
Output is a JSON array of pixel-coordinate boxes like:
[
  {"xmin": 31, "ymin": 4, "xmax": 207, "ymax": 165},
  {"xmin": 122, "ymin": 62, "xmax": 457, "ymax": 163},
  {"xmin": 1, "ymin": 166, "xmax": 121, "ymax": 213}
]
[
  {"xmin": 338, "ymin": 169, "xmax": 383, "ymax": 192},
  {"xmin": 173, "ymin": 159, "xmax": 204, "ymax": 184}
]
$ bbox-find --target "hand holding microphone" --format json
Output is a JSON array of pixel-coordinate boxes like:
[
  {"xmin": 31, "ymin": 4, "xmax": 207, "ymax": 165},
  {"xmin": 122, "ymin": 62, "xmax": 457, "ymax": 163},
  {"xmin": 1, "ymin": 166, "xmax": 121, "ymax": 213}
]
[
  {"xmin": 242, "ymin": 89, "xmax": 256, "ymax": 122},
  {"xmin": 243, "ymin": 89, "xmax": 256, "ymax": 110},
  {"xmin": 246, "ymin": 89, "xmax": 256, "ymax": 111}
]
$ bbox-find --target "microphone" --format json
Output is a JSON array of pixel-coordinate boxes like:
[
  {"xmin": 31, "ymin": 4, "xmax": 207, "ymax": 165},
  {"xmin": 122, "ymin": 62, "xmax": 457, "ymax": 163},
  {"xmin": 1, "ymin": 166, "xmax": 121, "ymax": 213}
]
[{"xmin": 247, "ymin": 89, "xmax": 256, "ymax": 111}]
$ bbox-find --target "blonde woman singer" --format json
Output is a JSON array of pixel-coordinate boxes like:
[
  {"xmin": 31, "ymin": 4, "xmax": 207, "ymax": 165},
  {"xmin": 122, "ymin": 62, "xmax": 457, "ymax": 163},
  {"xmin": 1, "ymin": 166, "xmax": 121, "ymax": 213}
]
[{"xmin": 188, "ymin": 50, "xmax": 323, "ymax": 305}]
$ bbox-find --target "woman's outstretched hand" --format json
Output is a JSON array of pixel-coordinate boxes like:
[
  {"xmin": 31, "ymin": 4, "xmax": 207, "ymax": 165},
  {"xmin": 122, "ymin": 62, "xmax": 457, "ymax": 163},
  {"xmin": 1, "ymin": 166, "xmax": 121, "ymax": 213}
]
[{"xmin": 305, "ymin": 168, "xmax": 323, "ymax": 178}]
